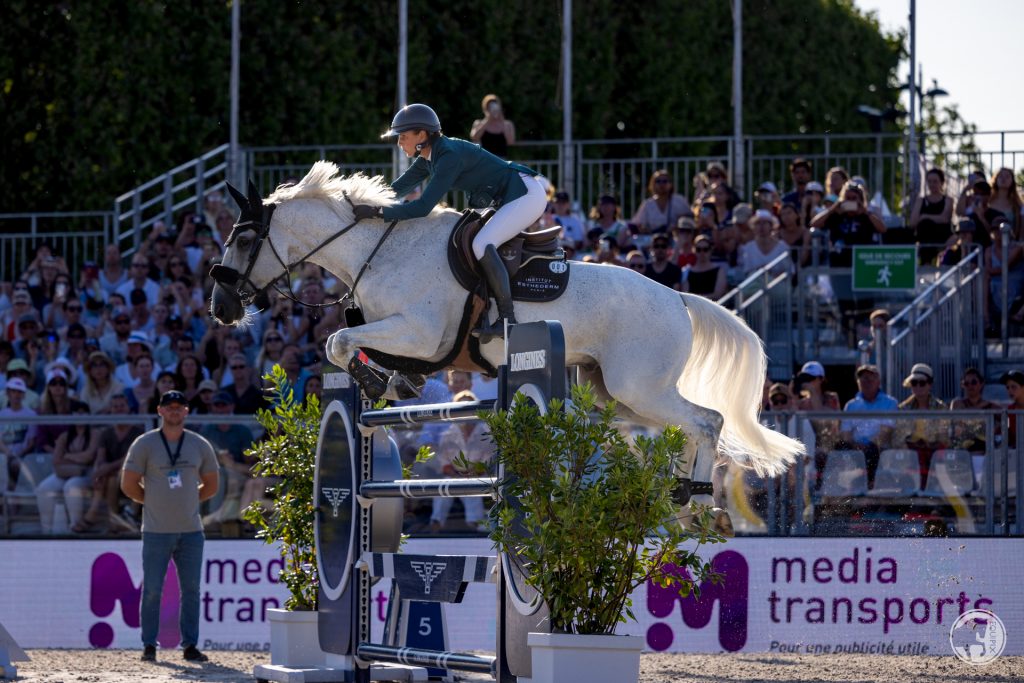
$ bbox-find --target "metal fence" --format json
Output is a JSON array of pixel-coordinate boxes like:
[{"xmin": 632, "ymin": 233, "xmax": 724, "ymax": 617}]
[
  {"xmin": 112, "ymin": 144, "xmax": 232, "ymax": 258},
  {"xmin": 717, "ymin": 252, "xmax": 794, "ymax": 380},
  {"xmin": 744, "ymin": 409, "xmax": 1021, "ymax": 537},
  {"xmin": 0, "ymin": 212, "xmax": 113, "ymax": 282},
  {"xmin": 884, "ymin": 249, "xmax": 986, "ymax": 401}
]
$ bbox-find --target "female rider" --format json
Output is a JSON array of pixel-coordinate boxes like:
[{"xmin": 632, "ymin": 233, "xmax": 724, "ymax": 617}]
[{"xmin": 351, "ymin": 104, "xmax": 547, "ymax": 340}]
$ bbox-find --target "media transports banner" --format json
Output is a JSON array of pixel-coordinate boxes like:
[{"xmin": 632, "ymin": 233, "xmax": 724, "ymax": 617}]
[{"xmin": 0, "ymin": 538, "xmax": 1020, "ymax": 655}]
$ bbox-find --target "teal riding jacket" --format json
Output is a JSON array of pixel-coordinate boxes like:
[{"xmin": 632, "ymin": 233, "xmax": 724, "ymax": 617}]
[{"xmin": 382, "ymin": 135, "xmax": 538, "ymax": 222}]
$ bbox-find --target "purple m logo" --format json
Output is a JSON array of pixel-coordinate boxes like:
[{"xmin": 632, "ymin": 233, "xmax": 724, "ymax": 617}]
[
  {"xmin": 646, "ymin": 550, "xmax": 749, "ymax": 652},
  {"xmin": 89, "ymin": 552, "xmax": 181, "ymax": 649}
]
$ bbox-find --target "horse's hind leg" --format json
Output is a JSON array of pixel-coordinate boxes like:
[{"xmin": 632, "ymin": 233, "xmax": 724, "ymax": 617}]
[{"xmin": 599, "ymin": 367, "xmax": 729, "ymax": 527}]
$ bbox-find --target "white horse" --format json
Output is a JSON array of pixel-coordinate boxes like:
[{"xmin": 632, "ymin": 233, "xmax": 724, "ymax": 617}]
[{"xmin": 210, "ymin": 161, "xmax": 802, "ymax": 509}]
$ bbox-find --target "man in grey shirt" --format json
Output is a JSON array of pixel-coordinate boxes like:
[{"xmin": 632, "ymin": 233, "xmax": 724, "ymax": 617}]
[{"xmin": 121, "ymin": 390, "xmax": 219, "ymax": 663}]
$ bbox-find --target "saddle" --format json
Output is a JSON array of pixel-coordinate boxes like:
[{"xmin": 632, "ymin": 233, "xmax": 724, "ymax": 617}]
[
  {"xmin": 346, "ymin": 210, "xmax": 571, "ymax": 380},
  {"xmin": 446, "ymin": 209, "xmax": 570, "ymax": 302}
]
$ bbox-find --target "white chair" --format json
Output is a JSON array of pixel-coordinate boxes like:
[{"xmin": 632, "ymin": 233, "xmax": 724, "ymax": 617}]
[
  {"xmin": 819, "ymin": 450, "xmax": 868, "ymax": 497},
  {"xmin": 2, "ymin": 452, "xmax": 54, "ymax": 534},
  {"xmin": 922, "ymin": 449, "xmax": 974, "ymax": 497},
  {"xmin": 975, "ymin": 451, "xmax": 1019, "ymax": 498},
  {"xmin": 868, "ymin": 449, "xmax": 921, "ymax": 497}
]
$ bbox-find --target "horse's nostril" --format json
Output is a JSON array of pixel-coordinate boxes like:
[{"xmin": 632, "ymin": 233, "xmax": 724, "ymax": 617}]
[{"xmin": 214, "ymin": 304, "xmax": 225, "ymax": 320}]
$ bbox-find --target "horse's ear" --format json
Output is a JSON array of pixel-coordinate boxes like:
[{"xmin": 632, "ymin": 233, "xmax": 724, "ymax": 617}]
[
  {"xmin": 247, "ymin": 179, "xmax": 263, "ymax": 210},
  {"xmin": 226, "ymin": 182, "xmax": 249, "ymax": 213}
]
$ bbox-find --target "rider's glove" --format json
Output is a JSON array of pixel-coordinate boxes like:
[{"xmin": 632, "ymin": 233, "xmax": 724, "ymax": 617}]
[{"xmin": 353, "ymin": 204, "xmax": 383, "ymax": 221}]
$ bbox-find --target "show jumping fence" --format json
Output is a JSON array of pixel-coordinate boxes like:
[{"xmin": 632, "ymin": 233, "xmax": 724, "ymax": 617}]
[{"xmin": 288, "ymin": 321, "xmax": 566, "ymax": 683}]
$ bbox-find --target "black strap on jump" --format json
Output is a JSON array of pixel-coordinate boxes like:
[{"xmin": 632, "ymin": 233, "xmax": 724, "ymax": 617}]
[{"xmin": 159, "ymin": 430, "xmax": 186, "ymax": 468}]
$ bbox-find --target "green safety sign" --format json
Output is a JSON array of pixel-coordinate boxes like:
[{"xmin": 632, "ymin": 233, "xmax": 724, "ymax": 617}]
[{"xmin": 852, "ymin": 245, "xmax": 917, "ymax": 291}]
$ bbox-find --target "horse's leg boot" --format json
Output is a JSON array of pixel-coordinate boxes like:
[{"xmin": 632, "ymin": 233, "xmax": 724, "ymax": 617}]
[
  {"xmin": 347, "ymin": 355, "xmax": 390, "ymax": 401},
  {"xmin": 472, "ymin": 244, "xmax": 516, "ymax": 342}
]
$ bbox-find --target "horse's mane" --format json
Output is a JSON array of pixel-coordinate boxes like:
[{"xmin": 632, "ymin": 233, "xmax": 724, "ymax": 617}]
[{"xmin": 266, "ymin": 161, "xmax": 396, "ymax": 211}]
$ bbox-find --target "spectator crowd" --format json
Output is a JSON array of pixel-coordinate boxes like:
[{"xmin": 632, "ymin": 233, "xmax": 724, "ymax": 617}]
[{"xmin": 2, "ymin": 155, "xmax": 1023, "ymax": 537}]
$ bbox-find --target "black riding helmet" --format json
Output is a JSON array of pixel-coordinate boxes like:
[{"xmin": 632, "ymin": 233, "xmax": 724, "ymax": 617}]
[{"xmin": 381, "ymin": 103, "xmax": 442, "ymax": 139}]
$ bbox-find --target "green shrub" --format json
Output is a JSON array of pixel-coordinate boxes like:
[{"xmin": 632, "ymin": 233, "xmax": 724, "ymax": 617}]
[
  {"xmin": 242, "ymin": 364, "xmax": 320, "ymax": 611},
  {"xmin": 483, "ymin": 383, "xmax": 725, "ymax": 635}
]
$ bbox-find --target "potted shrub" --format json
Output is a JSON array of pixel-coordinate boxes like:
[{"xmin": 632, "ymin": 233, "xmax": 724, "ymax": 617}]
[
  {"xmin": 242, "ymin": 365, "xmax": 324, "ymax": 668},
  {"xmin": 481, "ymin": 384, "xmax": 724, "ymax": 683}
]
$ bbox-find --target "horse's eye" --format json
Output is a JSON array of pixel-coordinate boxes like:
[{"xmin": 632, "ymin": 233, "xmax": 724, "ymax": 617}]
[{"xmin": 237, "ymin": 236, "xmax": 251, "ymax": 249}]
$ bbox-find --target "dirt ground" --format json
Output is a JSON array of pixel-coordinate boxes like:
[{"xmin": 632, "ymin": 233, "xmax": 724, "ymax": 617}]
[{"xmin": 12, "ymin": 649, "xmax": 1023, "ymax": 683}]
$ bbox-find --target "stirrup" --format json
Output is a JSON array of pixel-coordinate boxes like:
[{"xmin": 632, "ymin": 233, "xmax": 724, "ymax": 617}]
[
  {"xmin": 382, "ymin": 372, "xmax": 425, "ymax": 401},
  {"xmin": 472, "ymin": 316, "xmax": 514, "ymax": 343}
]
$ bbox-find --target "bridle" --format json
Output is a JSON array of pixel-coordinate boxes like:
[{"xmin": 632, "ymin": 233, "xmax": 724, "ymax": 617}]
[{"xmin": 209, "ymin": 180, "xmax": 395, "ymax": 313}]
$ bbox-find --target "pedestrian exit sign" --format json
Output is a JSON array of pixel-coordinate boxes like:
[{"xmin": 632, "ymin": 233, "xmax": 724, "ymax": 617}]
[{"xmin": 852, "ymin": 245, "xmax": 917, "ymax": 291}]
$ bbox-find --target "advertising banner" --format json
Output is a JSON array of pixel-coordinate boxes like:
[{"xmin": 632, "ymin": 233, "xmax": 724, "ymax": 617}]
[{"xmin": 0, "ymin": 538, "xmax": 1020, "ymax": 656}]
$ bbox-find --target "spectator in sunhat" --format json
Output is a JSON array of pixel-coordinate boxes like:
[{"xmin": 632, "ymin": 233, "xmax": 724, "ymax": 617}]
[
  {"xmin": 0, "ymin": 359, "xmax": 40, "ymax": 410},
  {"xmin": 114, "ymin": 331, "xmax": 162, "ymax": 388}
]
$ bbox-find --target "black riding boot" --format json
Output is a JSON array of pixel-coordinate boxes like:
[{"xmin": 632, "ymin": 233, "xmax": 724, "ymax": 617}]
[{"xmin": 473, "ymin": 244, "xmax": 516, "ymax": 342}]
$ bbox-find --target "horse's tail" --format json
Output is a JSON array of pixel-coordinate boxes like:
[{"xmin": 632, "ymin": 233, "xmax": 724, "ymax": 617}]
[{"xmin": 678, "ymin": 292, "xmax": 803, "ymax": 476}]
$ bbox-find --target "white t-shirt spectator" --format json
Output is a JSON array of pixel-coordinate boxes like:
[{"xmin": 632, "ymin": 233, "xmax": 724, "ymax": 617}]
[{"xmin": 115, "ymin": 278, "xmax": 162, "ymax": 308}]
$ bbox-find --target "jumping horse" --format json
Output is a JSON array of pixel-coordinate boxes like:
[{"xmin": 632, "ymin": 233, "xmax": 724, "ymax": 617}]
[{"xmin": 209, "ymin": 161, "xmax": 803, "ymax": 511}]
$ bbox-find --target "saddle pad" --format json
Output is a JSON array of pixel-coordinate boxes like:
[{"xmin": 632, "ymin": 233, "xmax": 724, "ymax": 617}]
[{"xmin": 511, "ymin": 257, "xmax": 570, "ymax": 302}]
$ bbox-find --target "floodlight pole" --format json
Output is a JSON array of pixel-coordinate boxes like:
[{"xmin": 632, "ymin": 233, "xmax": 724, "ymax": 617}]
[
  {"xmin": 561, "ymin": 0, "xmax": 575, "ymax": 198},
  {"xmin": 229, "ymin": 0, "xmax": 241, "ymax": 187},
  {"xmin": 732, "ymin": 0, "xmax": 744, "ymax": 197},
  {"xmin": 395, "ymin": 0, "xmax": 410, "ymax": 176},
  {"xmin": 907, "ymin": 0, "xmax": 918, "ymax": 206}
]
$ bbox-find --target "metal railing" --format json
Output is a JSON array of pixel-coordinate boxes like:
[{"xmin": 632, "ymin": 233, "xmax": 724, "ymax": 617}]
[
  {"xmin": 717, "ymin": 252, "xmax": 794, "ymax": 379},
  {"xmin": 750, "ymin": 409, "xmax": 1021, "ymax": 537},
  {"xmin": 112, "ymin": 144, "xmax": 233, "ymax": 258},
  {"xmin": 884, "ymin": 249, "xmax": 986, "ymax": 401},
  {"xmin": 0, "ymin": 212, "xmax": 113, "ymax": 281}
]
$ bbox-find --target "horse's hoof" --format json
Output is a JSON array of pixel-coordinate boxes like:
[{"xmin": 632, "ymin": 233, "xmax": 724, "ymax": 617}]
[
  {"xmin": 382, "ymin": 373, "xmax": 423, "ymax": 401},
  {"xmin": 712, "ymin": 508, "xmax": 735, "ymax": 537},
  {"xmin": 347, "ymin": 357, "xmax": 389, "ymax": 400}
]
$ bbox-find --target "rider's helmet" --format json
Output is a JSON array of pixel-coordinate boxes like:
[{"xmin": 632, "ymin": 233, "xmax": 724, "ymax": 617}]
[{"xmin": 381, "ymin": 103, "xmax": 442, "ymax": 139}]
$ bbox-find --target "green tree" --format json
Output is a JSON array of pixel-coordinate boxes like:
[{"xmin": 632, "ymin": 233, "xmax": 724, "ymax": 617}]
[{"xmin": 1, "ymin": 0, "xmax": 903, "ymax": 213}]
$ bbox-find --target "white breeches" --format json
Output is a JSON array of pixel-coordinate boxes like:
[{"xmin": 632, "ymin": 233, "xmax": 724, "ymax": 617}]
[{"xmin": 472, "ymin": 173, "xmax": 549, "ymax": 260}]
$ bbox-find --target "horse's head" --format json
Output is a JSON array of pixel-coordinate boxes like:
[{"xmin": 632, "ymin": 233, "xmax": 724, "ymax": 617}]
[
  {"xmin": 210, "ymin": 162, "xmax": 398, "ymax": 326},
  {"xmin": 209, "ymin": 180, "xmax": 279, "ymax": 325}
]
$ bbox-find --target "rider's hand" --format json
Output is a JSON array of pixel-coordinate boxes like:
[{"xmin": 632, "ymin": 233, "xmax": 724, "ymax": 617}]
[{"xmin": 353, "ymin": 204, "xmax": 382, "ymax": 221}]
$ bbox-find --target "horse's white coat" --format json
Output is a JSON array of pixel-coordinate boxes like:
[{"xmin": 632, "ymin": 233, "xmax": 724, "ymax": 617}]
[{"xmin": 217, "ymin": 162, "xmax": 803, "ymax": 495}]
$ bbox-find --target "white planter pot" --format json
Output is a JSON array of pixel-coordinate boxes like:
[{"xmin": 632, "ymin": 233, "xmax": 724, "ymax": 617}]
[
  {"xmin": 267, "ymin": 608, "xmax": 326, "ymax": 668},
  {"xmin": 523, "ymin": 632, "xmax": 643, "ymax": 683}
]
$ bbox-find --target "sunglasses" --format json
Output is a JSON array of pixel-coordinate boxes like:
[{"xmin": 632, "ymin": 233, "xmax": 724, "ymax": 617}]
[
  {"xmin": 115, "ymin": 319, "xmax": 131, "ymax": 324},
  {"xmin": 654, "ymin": 178, "xmax": 672, "ymax": 184},
  {"xmin": 66, "ymin": 306, "xmax": 83, "ymax": 312},
  {"xmin": 69, "ymin": 333, "xmax": 85, "ymax": 339},
  {"xmin": 695, "ymin": 246, "xmax": 711, "ymax": 253},
  {"xmin": 652, "ymin": 244, "xmax": 669, "ymax": 250},
  {"xmin": 708, "ymin": 173, "xmax": 724, "ymax": 179},
  {"xmin": 630, "ymin": 263, "xmax": 646, "ymax": 270},
  {"xmin": 230, "ymin": 364, "xmax": 247, "ymax": 370},
  {"xmin": 910, "ymin": 379, "xmax": 930, "ymax": 387},
  {"xmin": 169, "ymin": 261, "xmax": 184, "ymax": 267},
  {"xmin": 90, "ymin": 362, "xmax": 108, "ymax": 368},
  {"xmin": 266, "ymin": 336, "xmax": 283, "ymax": 342},
  {"xmin": 49, "ymin": 380, "xmax": 67, "ymax": 388},
  {"xmin": 962, "ymin": 379, "xmax": 980, "ymax": 386},
  {"xmin": 770, "ymin": 396, "xmax": 789, "ymax": 406}
]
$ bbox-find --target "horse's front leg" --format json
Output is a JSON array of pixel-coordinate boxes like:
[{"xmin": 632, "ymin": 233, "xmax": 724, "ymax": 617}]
[{"xmin": 326, "ymin": 315, "xmax": 443, "ymax": 400}]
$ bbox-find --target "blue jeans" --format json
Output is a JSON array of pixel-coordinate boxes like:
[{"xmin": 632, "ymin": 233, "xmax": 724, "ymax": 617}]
[{"xmin": 141, "ymin": 531, "xmax": 204, "ymax": 648}]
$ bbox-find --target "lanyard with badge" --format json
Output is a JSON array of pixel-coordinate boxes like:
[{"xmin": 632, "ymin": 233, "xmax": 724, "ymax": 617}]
[{"xmin": 160, "ymin": 430, "xmax": 186, "ymax": 490}]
